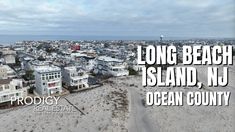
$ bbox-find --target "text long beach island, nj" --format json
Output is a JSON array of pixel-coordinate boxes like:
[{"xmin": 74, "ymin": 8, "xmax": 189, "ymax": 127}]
[{"xmin": 137, "ymin": 45, "xmax": 233, "ymax": 106}]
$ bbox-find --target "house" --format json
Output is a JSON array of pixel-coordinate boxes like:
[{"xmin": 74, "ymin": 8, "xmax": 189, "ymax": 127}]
[
  {"xmin": 71, "ymin": 45, "xmax": 80, "ymax": 51},
  {"xmin": 94, "ymin": 56, "xmax": 129, "ymax": 76},
  {"xmin": 0, "ymin": 66, "xmax": 7, "ymax": 79},
  {"xmin": 0, "ymin": 65, "xmax": 17, "ymax": 79},
  {"xmin": 62, "ymin": 66, "xmax": 89, "ymax": 91},
  {"xmin": 132, "ymin": 60, "xmax": 144, "ymax": 72},
  {"xmin": 34, "ymin": 65, "xmax": 62, "ymax": 96},
  {"xmin": 1, "ymin": 50, "xmax": 16, "ymax": 64},
  {"xmin": 0, "ymin": 79, "xmax": 28, "ymax": 104}
]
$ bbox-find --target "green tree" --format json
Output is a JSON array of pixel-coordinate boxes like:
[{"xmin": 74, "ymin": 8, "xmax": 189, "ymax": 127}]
[
  {"xmin": 128, "ymin": 67, "xmax": 138, "ymax": 75},
  {"xmin": 24, "ymin": 70, "xmax": 35, "ymax": 80}
]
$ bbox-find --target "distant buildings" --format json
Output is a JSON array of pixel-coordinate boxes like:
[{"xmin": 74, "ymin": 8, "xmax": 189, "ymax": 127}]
[
  {"xmin": 34, "ymin": 65, "xmax": 62, "ymax": 96},
  {"xmin": 62, "ymin": 66, "xmax": 89, "ymax": 91},
  {"xmin": 0, "ymin": 79, "xmax": 28, "ymax": 103},
  {"xmin": 94, "ymin": 56, "xmax": 129, "ymax": 76},
  {"xmin": 71, "ymin": 45, "xmax": 80, "ymax": 51}
]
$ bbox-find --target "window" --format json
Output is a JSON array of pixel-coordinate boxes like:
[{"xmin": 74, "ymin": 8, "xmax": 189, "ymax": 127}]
[
  {"xmin": 0, "ymin": 86, "xmax": 3, "ymax": 91},
  {"xmin": 5, "ymin": 85, "xmax": 9, "ymax": 89}
]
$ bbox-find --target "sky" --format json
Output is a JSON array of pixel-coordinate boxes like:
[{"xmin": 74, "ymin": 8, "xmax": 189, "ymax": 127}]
[{"xmin": 0, "ymin": 0, "xmax": 234, "ymax": 38}]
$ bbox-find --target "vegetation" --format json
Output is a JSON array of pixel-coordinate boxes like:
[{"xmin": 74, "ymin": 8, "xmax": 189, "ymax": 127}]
[
  {"xmin": 38, "ymin": 56, "xmax": 46, "ymax": 61},
  {"xmin": 128, "ymin": 67, "xmax": 138, "ymax": 75},
  {"xmin": 23, "ymin": 70, "xmax": 35, "ymax": 80},
  {"xmin": 28, "ymin": 86, "xmax": 35, "ymax": 94},
  {"xmin": 45, "ymin": 47, "xmax": 57, "ymax": 53},
  {"xmin": 15, "ymin": 56, "xmax": 21, "ymax": 66}
]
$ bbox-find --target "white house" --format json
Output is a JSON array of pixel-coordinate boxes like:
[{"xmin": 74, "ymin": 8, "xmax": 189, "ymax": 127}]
[
  {"xmin": 1, "ymin": 50, "xmax": 16, "ymax": 64},
  {"xmin": 0, "ymin": 65, "xmax": 17, "ymax": 79},
  {"xmin": 34, "ymin": 65, "xmax": 62, "ymax": 96},
  {"xmin": 0, "ymin": 79, "xmax": 28, "ymax": 104},
  {"xmin": 62, "ymin": 66, "xmax": 89, "ymax": 91},
  {"xmin": 132, "ymin": 60, "xmax": 144, "ymax": 72},
  {"xmin": 94, "ymin": 56, "xmax": 129, "ymax": 76}
]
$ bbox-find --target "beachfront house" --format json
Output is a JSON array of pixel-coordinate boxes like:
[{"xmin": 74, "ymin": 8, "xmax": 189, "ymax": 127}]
[
  {"xmin": 62, "ymin": 66, "xmax": 89, "ymax": 91},
  {"xmin": 0, "ymin": 79, "xmax": 28, "ymax": 104},
  {"xmin": 94, "ymin": 56, "xmax": 129, "ymax": 76},
  {"xmin": 34, "ymin": 65, "xmax": 62, "ymax": 96}
]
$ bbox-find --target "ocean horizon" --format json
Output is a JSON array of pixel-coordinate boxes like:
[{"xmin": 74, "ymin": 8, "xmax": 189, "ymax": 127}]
[{"xmin": 0, "ymin": 35, "xmax": 234, "ymax": 45}]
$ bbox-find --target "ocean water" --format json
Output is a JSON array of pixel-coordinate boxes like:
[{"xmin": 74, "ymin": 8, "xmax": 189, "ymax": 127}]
[
  {"xmin": 0, "ymin": 35, "xmax": 194, "ymax": 45},
  {"xmin": 1, "ymin": 35, "xmax": 230, "ymax": 45}
]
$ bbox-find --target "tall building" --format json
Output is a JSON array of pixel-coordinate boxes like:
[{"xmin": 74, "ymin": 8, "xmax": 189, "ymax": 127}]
[{"xmin": 34, "ymin": 65, "xmax": 62, "ymax": 96}]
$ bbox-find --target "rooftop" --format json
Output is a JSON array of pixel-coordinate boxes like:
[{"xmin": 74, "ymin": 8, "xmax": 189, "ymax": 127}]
[
  {"xmin": 64, "ymin": 66, "xmax": 85, "ymax": 72},
  {"xmin": 98, "ymin": 56, "xmax": 122, "ymax": 62},
  {"xmin": 34, "ymin": 65, "xmax": 61, "ymax": 73}
]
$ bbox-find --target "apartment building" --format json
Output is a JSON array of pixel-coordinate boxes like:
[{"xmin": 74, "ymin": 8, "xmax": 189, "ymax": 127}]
[{"xmin": 34, "ymin": 65, "xmax": 62, "ymax": 96}]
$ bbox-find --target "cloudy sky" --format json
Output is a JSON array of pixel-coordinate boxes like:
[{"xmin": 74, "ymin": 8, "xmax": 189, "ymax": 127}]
[{"xmin": 0, "ymin": 0, "xmax": 234, "ymax": 38}]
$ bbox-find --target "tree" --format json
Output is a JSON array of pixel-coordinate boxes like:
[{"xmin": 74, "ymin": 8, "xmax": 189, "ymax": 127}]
[
  {"xmin": 24, "ymin": 70, "xmax": 35, "ymax": 80},
  {"xmin": 128, "ymin": 67, "xmax": 138, "ymax": 75}
]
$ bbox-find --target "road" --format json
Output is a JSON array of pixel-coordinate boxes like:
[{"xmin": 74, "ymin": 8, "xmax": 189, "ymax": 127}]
[{"xmin": 127, "ymin": 87, "xmax": 158, "ymax": 132}]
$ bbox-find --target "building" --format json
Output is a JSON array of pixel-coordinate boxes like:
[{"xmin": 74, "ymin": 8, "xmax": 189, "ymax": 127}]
[
  {"xmin": 34, "ymin": 65, "xmax": 62, "ymax": 96},
  {"xmin": 0, "ymin": 66, "xmax": 7, "ymax": 79},
  {"xmin": 71, "ymin": 45, "xmax": 80, "ymax": 51},
  {"xmin": 1, "ymin": 50, "xmax": 16, "ymax": 64},
  {"xmin": 94, "ymin": 56, "xmax": 129, "ymax": 76},
  {"xmin": 0, "ymin": 65, "xmax": 17, "ymax": 79},
  {"xmin": 0, "ymin": 79, "xmax": 28, "ymax": 104},
  {"xmin": 62, "ymin": 66, "xmax": 89, "ymax": 91},
  {"xmin": 24, "ymin": 60, "xmax": 51, "ymax": 71}
]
